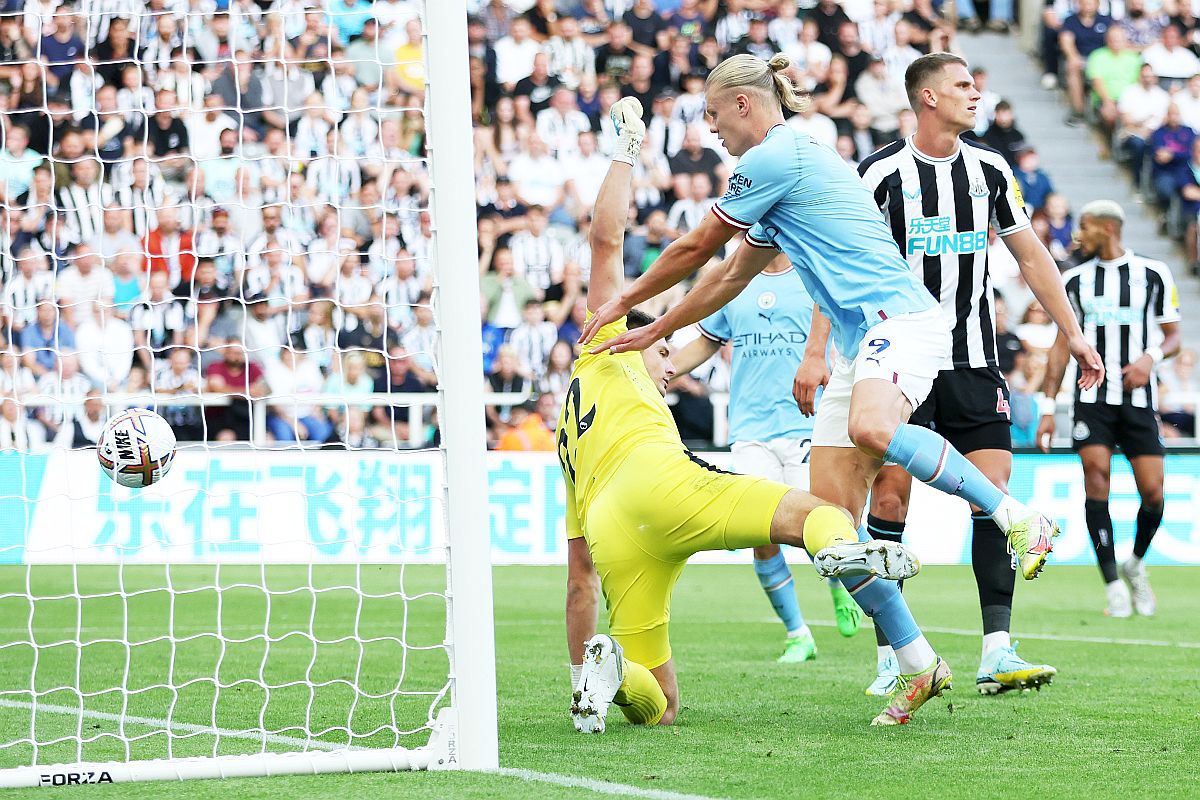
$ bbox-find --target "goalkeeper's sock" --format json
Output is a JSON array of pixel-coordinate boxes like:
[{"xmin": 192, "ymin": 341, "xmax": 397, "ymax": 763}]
[
  {"xmin": 613, "ymin": 658, "xmax": 667, "ymax": 725},
  {"xmin": 802, "ymin": 505, "xmax": 858, "ymax": 558},
  {"xmin": 883, "ymin": 424, "xmax": 1005, "ymax": 516},
  {"xmin": 753, "ymin": 551, "xmax": 805, "ymax": 636},
  {"xmin": 841, "ymin": 575, "xmax": 934, "ymax": 674}
]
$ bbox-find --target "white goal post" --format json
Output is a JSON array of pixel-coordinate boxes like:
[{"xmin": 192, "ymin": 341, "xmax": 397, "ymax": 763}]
[{"xmin": 0, "ymin": 0, "xmax": 497, "ymax": 787}]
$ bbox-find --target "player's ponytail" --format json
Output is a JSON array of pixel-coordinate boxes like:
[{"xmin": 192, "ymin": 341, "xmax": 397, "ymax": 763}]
[{"xmin": 706, "ymin": 53, "xmax": 808, "ymax": 113}]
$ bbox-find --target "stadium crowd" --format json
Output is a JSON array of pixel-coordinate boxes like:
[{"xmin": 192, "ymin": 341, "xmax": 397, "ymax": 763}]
[{"xmin": 0, "ymin": 0, "xmax": 1192, "ymax": 452}]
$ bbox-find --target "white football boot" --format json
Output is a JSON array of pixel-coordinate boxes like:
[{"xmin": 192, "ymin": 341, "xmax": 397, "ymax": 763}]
[{"xmin": 571, "ymin": 634, "xmax": 624, "ymax": 733}]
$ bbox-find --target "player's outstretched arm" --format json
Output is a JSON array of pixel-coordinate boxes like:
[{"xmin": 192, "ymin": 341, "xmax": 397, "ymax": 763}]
[
  {"xmin": 585, "ymin": 159, "xmax": 634, "ymax": 313},
  {"xmin": 579, "ymin": 211, "xmax": 740, "ymax": 345},
  {"xmin": 1005, "ymin": 228, "xmax": 1104, "ymax": 389},
  {"xmin": 591, "ymin": 241, "xmax": 775, "ymax": 355}
]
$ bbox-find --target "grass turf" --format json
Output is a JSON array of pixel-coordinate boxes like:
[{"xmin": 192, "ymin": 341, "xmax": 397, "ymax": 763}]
[{"xmin": 0, "ymin": 564, "xmax": 1196, "ymax": 799}]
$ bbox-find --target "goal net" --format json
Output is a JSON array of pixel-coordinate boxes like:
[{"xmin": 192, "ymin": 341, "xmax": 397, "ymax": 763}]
[{"xmin": 0, "ymin": 1, "xmax": 496, "ymax": 788}]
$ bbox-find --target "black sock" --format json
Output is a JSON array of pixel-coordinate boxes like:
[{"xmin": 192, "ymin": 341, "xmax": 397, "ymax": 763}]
[
  {"xmin": 1084, "ymin": 498, "xmax": 1118, "ymax": 583},
  {"xmin": 971, "ymin": 514, "xmax": 1014, "ymax": 636},
  {"xmin": 1133, "ymin": 502, "xmax": 1164, "ymax": 560},
  {"xmin": 866, "ymin": 514, "xmax": 905, "ymax": 648}
]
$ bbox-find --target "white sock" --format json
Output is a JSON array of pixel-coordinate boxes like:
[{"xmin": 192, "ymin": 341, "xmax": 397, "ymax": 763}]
[
  {"xmin": 981, "ymin": 630, "xmax": 1011, "ymax": 660},
  {"xmin": 991, "ymin": 495, "xmax": 1026, "ymax": 530},
  {"xmin": 1126, "ymin": 555, "xmax": 1142, "ymax": 569},
  {"xmin": 894, "ymin": 636, "xmax": 937, "ymax": 674},
  {"xmin": 787, "ymin": 624, "xmax": 812, "ymax": 639},
  {"xmin": 877, "ymin": 645, "xmax": 895, "ymax": 664},
  {"xmin": 570, "ymin": 663, "xmax": 583, "ymax": 689}
]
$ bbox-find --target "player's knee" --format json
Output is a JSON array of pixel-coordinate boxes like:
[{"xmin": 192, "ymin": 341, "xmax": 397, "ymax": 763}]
[
  {"xmin": 658, "ymin": 703, "xmax": 678, "ymax": 726},
  {"xmin": 1083, "ymin": 471, "xmax": 1111, "ymax": 499},
  {"xmin": 870, "ymin": 491, "xmax": 907, "ymax": 522},
  {"xmin": 847, "ymin": 418, "xmax": 893, "ymax": 459},
  {"xmin": 1139, "ymin": 485, "xmax": 1165, "ymax": 507}
]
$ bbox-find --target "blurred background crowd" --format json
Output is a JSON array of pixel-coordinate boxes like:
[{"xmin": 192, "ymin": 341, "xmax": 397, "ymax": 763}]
[{"xmin": 0, "ymin": 0, "xmax": 1193, "ymax": 453}]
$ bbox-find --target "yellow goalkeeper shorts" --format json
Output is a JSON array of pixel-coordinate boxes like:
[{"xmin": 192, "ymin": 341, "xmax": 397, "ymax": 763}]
[{"xmin": 583, "ymin": 445, "xmax": 789, "ymax": 670}]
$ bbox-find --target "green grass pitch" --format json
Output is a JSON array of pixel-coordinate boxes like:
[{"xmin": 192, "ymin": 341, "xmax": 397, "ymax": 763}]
[{"xmin": 1, "ymin": 564, "xmax": 1196, "ymax": 799}]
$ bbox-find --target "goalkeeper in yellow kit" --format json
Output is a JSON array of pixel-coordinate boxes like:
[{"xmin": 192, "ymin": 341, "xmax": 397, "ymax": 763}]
[{"xmin": 561, "ymin": 98, "xmax": 933, "ymax": 732}]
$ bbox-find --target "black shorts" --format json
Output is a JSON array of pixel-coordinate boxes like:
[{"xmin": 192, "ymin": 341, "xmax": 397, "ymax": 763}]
[
  {"xmin": 1070, "ymin": 402, "xmax": 1166, "ymax": 457},
  {"xmin": 910, "ymin": 366, "xmax": 1013, "ymax": 454}
]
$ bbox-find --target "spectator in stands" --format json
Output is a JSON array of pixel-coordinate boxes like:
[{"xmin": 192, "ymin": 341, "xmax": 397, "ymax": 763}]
[
  {"xmin": 2, "ymin": 249, "xmax": 53, "ymax": 337},
  {"xmin": 496, "ymin": 393, "xmax": 558, "ymax": 451},
  {"xmin": 74, "ymin": 300, "xmax": 133, "ymax": 392},
  {"xmin": 20, "ymin": 300, "xmax": 73, "ymax": 379},
  {"xmin": 205, "ymin": 337, "xmax": 269, "ymax": 440},
  {"xmin": 400, "ymin": 294, "xmax": 438, "ymax": 383},
  {"xmin": 480, "ymin": 247, "xmax": 537, "ymax": 335},
  {"xmin": 982, "ymin": 100, "xmax": 1028, "ymax": 165},
  {"xmin": 0, "ymin": 395, "xmax": 30, "ymax": 451},
  {"xmin": 56, "ymin": 243, "xmax": 115, "ymax": 322},
  {"xmin": 956, "ymin": 0, "xmax": 1015, "ymax": 33},
  {"xmin": 855, "ymin": 56, "xmax": 908, "ymax": 139},
  {"xmin": 1148, "ymin": 103, "xmax": 1195, "ymax": 205},
  {"xmin": 1176, "ymin": 137, "xmax": 1200, "ymax": 269},
  {"xmin": 668, "ymin": 125, "xmax": 728, "ymax": 195},
  {"xmin": 130, "ymin": 271, "xmax": 186, "ymax": 373},
  {"xmin": 1060, "ymin": 0, "xmax": 1115, "ymax": 125},
  {"xmin": 1041, "ymin": 193, "xmax": 1075, "ymax": 265},
  {"xmin": 156, "ymin": 348, "xmax": 205, "ymax": 442},
  {"xmin": 32, "ymin": 352, "xmax": 89, "ymax": 448},
  {"xmin": 265, "ymin": 347, "xmax": 330, "ymax": 444},
  {"xmin": 787, "ymin": 99, "xmax": 839, "ymax": 148},
  {"xmin": 372, "ymin": 344, "xmax": 434, "ymax": 444},
  {"xmin": 96, "ymin": 203, "xmax": 141, "ymax": 263},
  {"xmin": 667, "ymin": 172, "xmax": 715, "ymax": 236},
  {"xmin": 1159, "ymin": 347, "xmax": 1196, "ymax": 437},
  {"xmin": 0, "ymin": 124, "xmax": 42, "ymax": 203},
  {"xmin": 1086, "ymin": 26, "xmax": 1141, "ymax": 132},
  {"xmin": 540, "ymin": 339, "xmax": 574, "ymax": 399},
  {"xmin": 58, "ymin": 159, "xmax": 111, "ymax": 246},
  {"xmin": 508, "ymin": 205, "xmax": 564, "ymax": 294},
  {"xmin": 1120, "ymin": 64, "xmax": 1171, "ymax": 180},
  {"xmin": 142, "ymin": 206, "xmax": 197, "ymax": 288},
  {"xmin": 813, "ymin": 55, "xmax": 859, "ymax": 121},
  {"xmin": 1014, "ymin": 148, "xmax": 1055, "ymax": 212},
  {"xmin": 623, "ymin": 208, "xmax": 674, "ymax": 278},
  {"xmin": 1141, "ymin": 23, "xmax": 1200, "ymax": 91},
  {"xmin": 486, "ymin": 344, "xmax": 530, "ymax": 432},
  {"xmin": 509, "ymin": 299, "xmax": 558, "ymax": 380},
  {"xmin": 496, "ymin": 16, "xmax": 540, "ymax": 90}
]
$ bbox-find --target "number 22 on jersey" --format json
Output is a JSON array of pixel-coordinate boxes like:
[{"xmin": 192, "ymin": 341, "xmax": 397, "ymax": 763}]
[{"xmin": 557, "ymin": 377, "xmax": 596, "ymax": 483}]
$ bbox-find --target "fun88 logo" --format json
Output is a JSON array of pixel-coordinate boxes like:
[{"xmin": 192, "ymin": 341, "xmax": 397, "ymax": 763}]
[{"xmin": 906, "ymin": 215, "xmax": 987, "ymax": 256}]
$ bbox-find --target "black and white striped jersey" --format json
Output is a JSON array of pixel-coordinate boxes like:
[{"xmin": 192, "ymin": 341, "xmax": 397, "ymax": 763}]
[
  {"xmin": 858, "ymin": 137, "xmax": 1030, "ymax": 370},
  {"xmin": 1062, "ymin": 250, "xmax": 1181, "ymax": 409}
]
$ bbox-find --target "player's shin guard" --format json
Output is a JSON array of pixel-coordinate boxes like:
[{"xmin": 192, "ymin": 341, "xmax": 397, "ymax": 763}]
[
  {"xmin": 1084, "ymin": 498, "xmax": 1119, "ymax": 583},
  {"xmin": 754, "ymin": 551, "xmax": 805, "ymax": 635},
  {"xmin": 866, "ymin": 514, "xmax": 905, "ymax": 647},
  {"xmin": 614, "ymin": 659, "xmax": 667, "ymax": 726},
  {"xmin": 1133, "ymin": 502, "xmax": 1164, "ymax": 560},
  {"xmin": 972, "ymin": 514, "xmax": 1015, "ymax": 642},
  {"xmin": 883, "ymin": 425, "xmax": 1005, "ymax": 515},
  {"xmin": 802, "ymin": 505, "xmax": 857, "ymax": 558}
]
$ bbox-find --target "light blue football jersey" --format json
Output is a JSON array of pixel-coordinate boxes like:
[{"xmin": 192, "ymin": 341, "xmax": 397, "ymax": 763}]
[
  {"xmin": 697, "ymin": 269, "xmax": 815, "ymax": 444},
  {"xmin": 712, "ymin": 124, "xmax": 937, "ymax": 359}
]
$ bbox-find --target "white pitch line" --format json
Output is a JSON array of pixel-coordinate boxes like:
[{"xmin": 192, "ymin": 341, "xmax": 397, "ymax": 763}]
[
  {"xmin": 801, "ymin": 619, "xmax": 1200, "ymax": 649},
  {"xmin": 491, "ymin": 768, "xmax": 722, "ymax": 800},
  {"xmin": 0, "ymin": 700, "xmax": 723, "ymax": 800}
]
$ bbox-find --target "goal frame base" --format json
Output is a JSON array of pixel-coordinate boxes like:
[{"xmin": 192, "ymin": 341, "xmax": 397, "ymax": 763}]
[{"xmin": 0, "ymin": 708, "xmax": 461, "ymax": 789}]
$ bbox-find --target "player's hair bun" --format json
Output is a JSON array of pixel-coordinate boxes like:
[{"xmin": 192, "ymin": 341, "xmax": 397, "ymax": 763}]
[{"xmin": 767, "ymin": 54, "xmax": 790, "ymax": 73}]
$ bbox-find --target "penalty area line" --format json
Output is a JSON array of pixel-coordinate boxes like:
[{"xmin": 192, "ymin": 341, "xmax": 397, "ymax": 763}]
[{"xmin": 491, "ymin": 767, "xmax": 724, "ymax": 800}]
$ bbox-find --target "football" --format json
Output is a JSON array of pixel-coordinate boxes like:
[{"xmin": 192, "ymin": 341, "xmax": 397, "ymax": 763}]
[{"xmin": 96, "ymin": 408, "xmax": 178, "ymax": 488}]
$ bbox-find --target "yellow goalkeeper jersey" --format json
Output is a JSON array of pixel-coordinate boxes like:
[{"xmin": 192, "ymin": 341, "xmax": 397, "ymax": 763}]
[{"xmin": 556, "ymin": 316, "xmax": 683, "ymax": 539}]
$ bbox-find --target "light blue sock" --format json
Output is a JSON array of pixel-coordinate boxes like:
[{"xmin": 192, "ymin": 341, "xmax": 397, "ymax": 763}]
[
  {"xmin": 883, "ymin": 424, "xmax": 1005, "ymax": 515},
  {"xmin": 753, "ymin": 552, "xmax": 805, "ymax": 635},
  {"xmin": 840, "ymin": 575, "xmax": 921, "ymax": 648}
]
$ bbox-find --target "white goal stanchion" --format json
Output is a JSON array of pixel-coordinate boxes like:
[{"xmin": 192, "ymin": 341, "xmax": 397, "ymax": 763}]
[{"xmin": 0, "ymin": 1, "xmax": 497, "ymax": 788}]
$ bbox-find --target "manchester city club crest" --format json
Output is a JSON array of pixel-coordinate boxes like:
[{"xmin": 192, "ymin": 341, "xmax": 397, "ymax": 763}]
[
  {"xmin": 1072, "ymin": 420, "xmax": 1090, "ymax": 440},
  {"xmin": 757, "ymin": 292, "xmax": 777, "ymax": 310}
]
